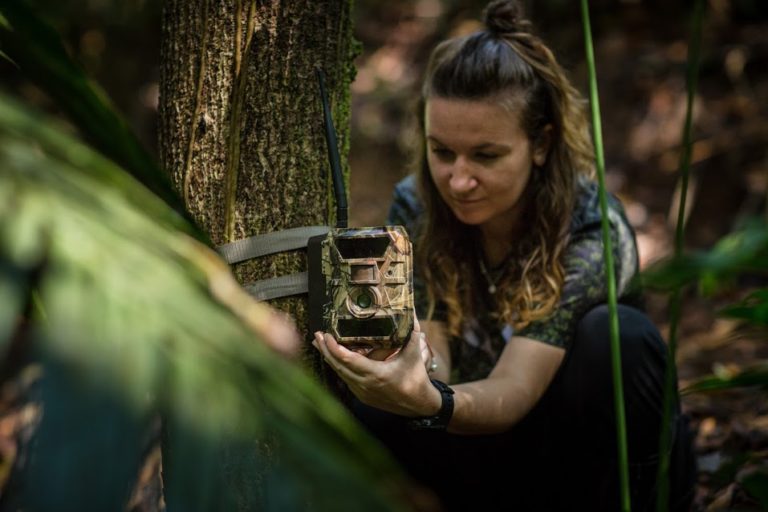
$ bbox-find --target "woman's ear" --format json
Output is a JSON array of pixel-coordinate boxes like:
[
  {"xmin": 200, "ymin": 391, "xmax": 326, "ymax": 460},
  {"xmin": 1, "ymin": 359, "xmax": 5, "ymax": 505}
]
[{"xmin": 532, "ymin": 124, "xmax": 553, "ymax": 167}]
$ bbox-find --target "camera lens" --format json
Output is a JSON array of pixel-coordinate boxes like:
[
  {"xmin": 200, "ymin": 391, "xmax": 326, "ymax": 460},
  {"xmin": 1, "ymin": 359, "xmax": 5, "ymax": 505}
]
[
  {"xmin": 346, "ymin": 286, "xmax": 380, "ymax": 318},
  {"xmin": 356, "ymin": 290, "xmax": 373, "ymax": 309}
]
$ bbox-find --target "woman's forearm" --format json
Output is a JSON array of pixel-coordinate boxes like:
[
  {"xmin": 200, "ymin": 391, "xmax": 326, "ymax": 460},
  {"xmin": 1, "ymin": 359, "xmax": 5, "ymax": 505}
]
[
  {"xmin": 447, "ymin": 377, "xmax": 538, "ymax": 434},
  {"xmin": 444, "ymin": 336, "xmax": 564, "ymax": 435}
]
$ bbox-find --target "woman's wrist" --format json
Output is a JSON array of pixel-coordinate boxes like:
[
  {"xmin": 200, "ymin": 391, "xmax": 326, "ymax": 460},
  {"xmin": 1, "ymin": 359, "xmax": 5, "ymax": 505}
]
[
  {"xmin": 415, "ymin": 377, "xmax": 443, "ymax": 417},
  {"xmin": 408, "ymin": 379, "xmax": 455, "ymax": 430}
]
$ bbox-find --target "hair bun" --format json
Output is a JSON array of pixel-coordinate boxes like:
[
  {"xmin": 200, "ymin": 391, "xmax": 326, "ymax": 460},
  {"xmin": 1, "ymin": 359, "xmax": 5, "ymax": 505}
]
[{"xmin": 482, "ymin": 0, "xmax": 531, "ymax": 36}]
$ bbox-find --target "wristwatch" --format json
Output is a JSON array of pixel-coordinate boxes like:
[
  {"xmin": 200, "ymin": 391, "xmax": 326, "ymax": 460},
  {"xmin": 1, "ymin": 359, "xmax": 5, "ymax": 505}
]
[{"xmin": 408, "ymin": 379, "xmax": 455, "ymax": 431}]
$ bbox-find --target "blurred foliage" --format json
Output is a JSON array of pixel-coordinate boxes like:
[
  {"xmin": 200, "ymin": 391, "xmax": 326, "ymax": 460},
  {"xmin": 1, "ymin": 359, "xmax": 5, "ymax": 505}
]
[
  {"xmin": 682, "ymin": 363, "xmax": 768, "ymax": 394},
  {"xmin": 0, "ymin": 91, "xmax": 406, "ymax": 511},
  {"xmin": 741, "ymin": 470, "xmax": 768, "ymax": 510},
  {"xmin": 0, "ymin": 0, "xmax": 408, "ymax": 510},
  {"xmin": 640, "ymin": 223, "xmax": 767, "ymax": 415},
  {"xmin": 641, "ymin": 218, "xmax": 768, "ymax": 396},
  {"xmin": 721, "ymin": 288, "xmax": 768, "ymax": 327},
  {"xmin": 641, "ymin": 219, "xmax": 768, "ymax": 296},
  {"xmin": 0, "ymin": 0, "xmax": 192, "ymax": 230}
]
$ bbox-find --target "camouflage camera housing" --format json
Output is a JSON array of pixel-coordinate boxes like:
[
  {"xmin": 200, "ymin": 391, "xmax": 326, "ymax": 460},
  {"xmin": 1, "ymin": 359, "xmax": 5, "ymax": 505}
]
[{"xmin": 308, "ymin": 226, "xmax": 414, "ymax": 353}]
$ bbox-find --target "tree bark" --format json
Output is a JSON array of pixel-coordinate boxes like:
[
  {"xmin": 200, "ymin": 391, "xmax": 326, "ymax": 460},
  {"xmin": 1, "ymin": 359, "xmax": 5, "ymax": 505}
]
[
  {"xmin": 157, "ymin": 2, "xmax": 356, "ymax": 509},
  {"xmin": 159, "ymin": 0, "xmax": 356, "ymax": 334}
]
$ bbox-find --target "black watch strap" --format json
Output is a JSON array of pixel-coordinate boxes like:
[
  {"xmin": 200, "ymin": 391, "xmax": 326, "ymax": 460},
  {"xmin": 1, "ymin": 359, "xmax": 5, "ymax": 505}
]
[{"xmin": 408, "ymin": 379, "xmax": 455, "ymax": 431}]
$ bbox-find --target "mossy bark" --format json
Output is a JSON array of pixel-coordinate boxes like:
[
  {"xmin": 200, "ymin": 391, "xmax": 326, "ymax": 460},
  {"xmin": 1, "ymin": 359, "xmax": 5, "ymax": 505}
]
[
  {"xmin": 158, "ymin": 0, "xmax": 357, "ymax": 336},
  {"xmin": 157, "ymin": 2, "xmax": 356, "ymax": 509}
]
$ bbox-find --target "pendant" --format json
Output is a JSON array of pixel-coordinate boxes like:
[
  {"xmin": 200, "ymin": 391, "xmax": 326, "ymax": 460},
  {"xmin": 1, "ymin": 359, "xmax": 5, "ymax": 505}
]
[{"xmin": 478, "ymin": 257, "xmax": 499, "ymax": 295}]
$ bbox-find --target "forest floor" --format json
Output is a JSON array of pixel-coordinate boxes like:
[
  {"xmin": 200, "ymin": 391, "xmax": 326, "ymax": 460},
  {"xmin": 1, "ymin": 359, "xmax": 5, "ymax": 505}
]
[{"xmin": 654, "ymin": 293, "xmax": 768, "ymax": 511}]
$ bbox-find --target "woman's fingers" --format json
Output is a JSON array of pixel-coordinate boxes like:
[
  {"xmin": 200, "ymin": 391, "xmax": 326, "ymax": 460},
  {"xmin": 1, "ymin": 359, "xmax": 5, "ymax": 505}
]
[
  {"xmin": 313, "ymin": 332, "xmax": 339, "ymax": 368},
  {"xmin": 311, "ymin": 329, "xmax": 433, "ymax": 416},
  {"xmin": 312, "ymin": 331, "xmax": 375, "ymax": 379},
  {"xmin": 313, "ymin": 332, "xmax": 356, "ymax": 381},
  {"xmin": 368, "ymin": 347, "xmax": 400, "ymax": 361}
]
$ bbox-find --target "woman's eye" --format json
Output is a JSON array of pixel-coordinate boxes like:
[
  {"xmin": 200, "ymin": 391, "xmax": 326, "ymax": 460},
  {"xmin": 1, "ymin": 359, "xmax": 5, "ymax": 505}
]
[
  {"xmin": 430, "ymin": 147, "xmax": 453, "ymax": 159},
  {"xmin": 475, "ymin": 152, "xmax": 498, "ymax": 160}
]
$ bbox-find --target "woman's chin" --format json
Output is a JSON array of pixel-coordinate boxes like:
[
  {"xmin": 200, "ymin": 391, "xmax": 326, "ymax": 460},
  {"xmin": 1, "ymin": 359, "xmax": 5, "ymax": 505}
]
[{"xmin": 451, "ymin": 209, "xmax": 486, "ymax": 226}]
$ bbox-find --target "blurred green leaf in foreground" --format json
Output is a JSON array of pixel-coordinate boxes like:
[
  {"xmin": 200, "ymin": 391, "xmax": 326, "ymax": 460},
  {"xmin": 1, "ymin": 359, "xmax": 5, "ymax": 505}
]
[
  {"xmin": 0, "ymin": 91, "xmax": 408, "ymax": 511},
  {"xmin": 1, "ymin": 1, "xmax": 410, "ymax": 509}
]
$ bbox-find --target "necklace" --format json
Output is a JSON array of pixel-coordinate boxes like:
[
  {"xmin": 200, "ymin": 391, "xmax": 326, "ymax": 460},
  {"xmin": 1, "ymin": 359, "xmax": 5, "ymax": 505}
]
[{"xmin": 477, "ymin": 257, "xmax": 501, "ymax": 295}]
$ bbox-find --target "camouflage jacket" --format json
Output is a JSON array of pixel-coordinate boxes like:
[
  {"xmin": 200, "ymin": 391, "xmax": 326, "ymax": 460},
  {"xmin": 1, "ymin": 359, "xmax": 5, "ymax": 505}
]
[{"xmin": 386, "ymin": 175, "xmax": 640, "ymax": 383}]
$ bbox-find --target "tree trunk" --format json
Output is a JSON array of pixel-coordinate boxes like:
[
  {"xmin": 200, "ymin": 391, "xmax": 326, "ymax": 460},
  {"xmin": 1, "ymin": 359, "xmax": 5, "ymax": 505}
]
[
  {"xmin": 159, "ymin": 0, "xmax": 356, "ymax": 334},
  {"xmin": 157, "ymin": 2, "xmax": 356, "ymax": 509}
]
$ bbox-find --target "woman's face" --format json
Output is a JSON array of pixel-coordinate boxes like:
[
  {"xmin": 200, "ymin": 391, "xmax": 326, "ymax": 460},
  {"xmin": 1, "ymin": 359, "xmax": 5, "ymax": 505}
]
[{"xmin": 425, "ymin": 96, "xmax": 548, "ymax": 236}]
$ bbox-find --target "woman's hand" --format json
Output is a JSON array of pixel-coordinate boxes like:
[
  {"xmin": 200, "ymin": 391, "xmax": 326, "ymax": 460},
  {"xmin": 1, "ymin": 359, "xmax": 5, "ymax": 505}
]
[{"xmin": 312, "ymin": 327, "xmax": 441, "ymax": 418}]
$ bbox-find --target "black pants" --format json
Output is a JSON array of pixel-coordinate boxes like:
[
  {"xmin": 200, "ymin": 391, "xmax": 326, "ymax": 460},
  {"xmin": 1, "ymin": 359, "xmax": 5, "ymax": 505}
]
[{"xmin": 351, "ymin": 305, "xmax": 697, "ymax": 512}]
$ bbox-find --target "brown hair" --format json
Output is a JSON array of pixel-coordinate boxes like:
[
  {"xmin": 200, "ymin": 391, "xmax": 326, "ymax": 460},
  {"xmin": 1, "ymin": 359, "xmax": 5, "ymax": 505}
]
[{"xmin": 416, "ymin": 0, "xmax": 595, "ymax": 336}]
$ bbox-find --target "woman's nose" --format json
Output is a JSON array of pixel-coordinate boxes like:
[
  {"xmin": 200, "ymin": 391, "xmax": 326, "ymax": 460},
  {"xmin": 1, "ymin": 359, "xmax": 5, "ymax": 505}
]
[{"xmin": 449, "ymin": 159, "xmax": 477, "ymax": 194}]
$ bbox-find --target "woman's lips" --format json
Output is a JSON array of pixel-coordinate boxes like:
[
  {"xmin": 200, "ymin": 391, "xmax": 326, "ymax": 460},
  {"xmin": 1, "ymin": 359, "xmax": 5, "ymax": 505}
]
[{"xmin": 452, "ymin": 197, "xmax": 483, "ymax": 205}]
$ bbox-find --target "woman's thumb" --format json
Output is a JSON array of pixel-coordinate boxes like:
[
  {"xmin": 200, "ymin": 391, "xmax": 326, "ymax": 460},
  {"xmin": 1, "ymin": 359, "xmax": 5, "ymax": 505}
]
[{"xmin": 404, "ymin": 329, "xmax": 425, "ymax": 360}]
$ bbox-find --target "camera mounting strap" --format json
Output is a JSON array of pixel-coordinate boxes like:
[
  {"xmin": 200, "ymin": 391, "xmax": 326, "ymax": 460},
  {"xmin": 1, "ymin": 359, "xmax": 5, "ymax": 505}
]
[
  {"xmin": 244, "ymin": 272, "xmax": 310, "ymax": 302},
  {"xmin": 216, "ymin": 225, "xmax": 330, "ymax": 301},
  {"xmin": 217, "ymin": 225, "xmax": 330, "ymax": 264}
]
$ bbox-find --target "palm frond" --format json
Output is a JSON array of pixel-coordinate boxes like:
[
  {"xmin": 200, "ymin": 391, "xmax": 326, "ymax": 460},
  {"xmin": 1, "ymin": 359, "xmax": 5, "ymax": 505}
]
[
  {"xmin": 0, "ymin": 93, "xmax": 407, "ymax": 511},
  {"xmin": 0, "ymin": 0, "xmax": 195, "ymax": 231}
]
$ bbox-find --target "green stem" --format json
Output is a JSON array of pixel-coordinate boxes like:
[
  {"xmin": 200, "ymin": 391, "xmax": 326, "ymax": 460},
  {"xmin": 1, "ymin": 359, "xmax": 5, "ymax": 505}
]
[
  {"xmin": 655, "ymin": 1, "xmax": 706, "ymax": 510},
  {"xmin": 579, "ymin": 2, "xmax": 631, "ymax": 510},
  {"xmin": 581, "ymin": 0, "xmax": 630, "ymax": 512}
]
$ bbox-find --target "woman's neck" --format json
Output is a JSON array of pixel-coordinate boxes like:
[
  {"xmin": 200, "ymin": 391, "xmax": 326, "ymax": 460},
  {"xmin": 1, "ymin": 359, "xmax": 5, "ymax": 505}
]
[
  {"xmin": 479, "ymin": 221, "xmax": 519, "ymax": 268},
  {"xmin": 478, "ymin": 184, "xmax": 534, "ymax": 267}
]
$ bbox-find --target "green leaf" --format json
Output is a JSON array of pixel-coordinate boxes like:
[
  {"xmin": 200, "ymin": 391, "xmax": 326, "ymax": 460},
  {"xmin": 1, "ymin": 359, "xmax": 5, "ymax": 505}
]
[
  {"xmin": 20, "ymin": 360, "xmax": 147, "ymax": 512},
  {"xmin": 720, "ymin": 288, "xmax": 768, "ymax": 326},
  {"xmin": 740, "ymin": 470, "xmax": 768, "ymax": 510},
  {"xmin": 0, "ymin": 92, "xmax": 192, "ymax": 240},
  {"xmin": 0, "ymin": 259, "xmax": 28, "ymax": 358},
  {"xmin": 0, "ymin": 0, "xmax": 195, "ymax": 229},
  {"xmin": 682, "ymin": 363, "xmax": 768, "ymax": 394},
  {"xmin": 637, "ymin": 254, "xmax": 703, "ymax": 292},
  {"xmin": 640, "ymin": 219, "xmax": 768, "ymax": 293},
  {"xmin": 0, "ymin": 93, "xmax": 407, "ymax": 511},
  {"xmin": 0, "ymin": 48, "xmax": 17, "ymax": 66}
]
